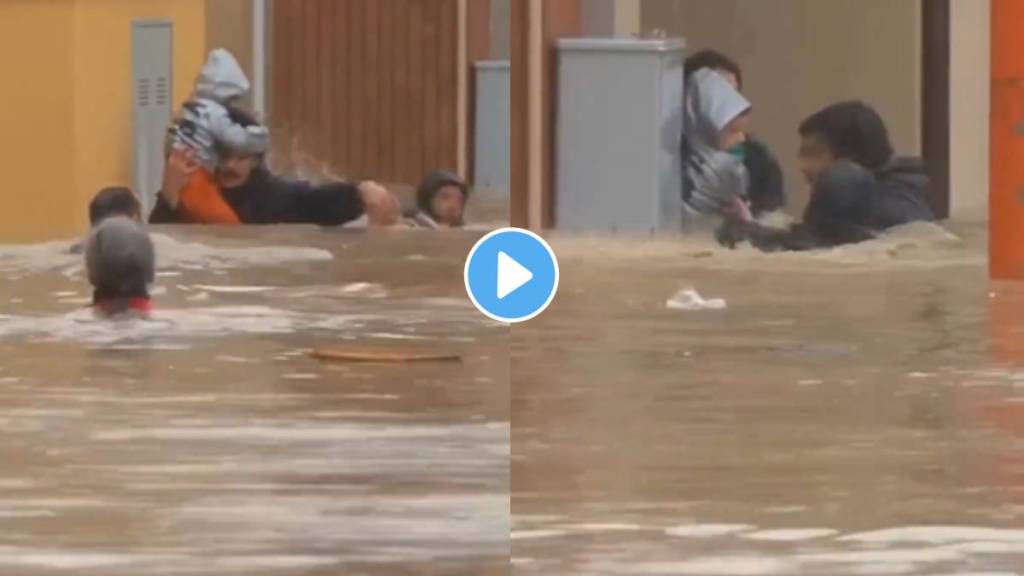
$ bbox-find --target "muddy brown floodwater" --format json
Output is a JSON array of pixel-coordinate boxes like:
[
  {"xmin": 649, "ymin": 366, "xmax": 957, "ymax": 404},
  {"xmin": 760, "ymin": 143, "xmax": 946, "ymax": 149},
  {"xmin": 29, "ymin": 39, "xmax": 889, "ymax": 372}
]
[
  {"xmin": 512, "ymin": 222, "xmax": 1024, "ymax": 575},
  {"xmin": 0, "ymin": 224, "xmax": 509, "ymax": 575}
]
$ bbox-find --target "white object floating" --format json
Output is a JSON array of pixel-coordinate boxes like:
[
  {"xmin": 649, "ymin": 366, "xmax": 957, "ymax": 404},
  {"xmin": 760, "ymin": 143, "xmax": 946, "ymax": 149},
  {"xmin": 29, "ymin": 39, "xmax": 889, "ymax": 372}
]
[
  {"xmin": 666, "ymin": 289, "xmax": 727, "ymax": 311},
  {"xmin": 191, "ymin": 285, "xmax": 277, "ymax": 294}
]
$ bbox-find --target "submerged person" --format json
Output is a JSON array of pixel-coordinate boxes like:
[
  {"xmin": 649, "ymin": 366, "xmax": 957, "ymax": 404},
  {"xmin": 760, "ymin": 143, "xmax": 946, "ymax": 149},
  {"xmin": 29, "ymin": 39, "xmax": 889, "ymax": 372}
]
[
  {"xmin": 684, "ymin": 49, "xmax": 785, "ymax": 217},
  {"xmin": 721, "ymin": 101, "xmax": 935, "ymax": 251},
  {"xmin": 70, "ymin": 187, "xmax": 144, "ymax": 254},
  {"xmin": 406, "ymin": 171, "xmax": 471, "ymax": 228},
  {"xmin": 85, "ymin": 217, "xmax": 155, "ymax": 317},
  {"xmin": 164, "ymin": 48, "xmax": 270, "ymax": 225},
  {"xmin": 150, "ymin": 107, "xmax": 401, "ymax": 226},
  {"xmin": 681, "ymin": 67, "xmax": 753, "ymax": 225}
]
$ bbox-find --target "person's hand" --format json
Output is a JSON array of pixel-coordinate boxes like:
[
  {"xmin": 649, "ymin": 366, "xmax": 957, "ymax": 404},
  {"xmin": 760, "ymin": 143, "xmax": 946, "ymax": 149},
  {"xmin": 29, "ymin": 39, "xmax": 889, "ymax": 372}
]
[
  {"xmin": 722, "ymin": 196, "xmax": 753, "ymax": 224},
  {"xmin": 161, "ymin": 148, "xmax": 200, "ymax": 208},
  {"xmin": 358, "ymin": 181, "xmax": 401, "ymax": 226}
]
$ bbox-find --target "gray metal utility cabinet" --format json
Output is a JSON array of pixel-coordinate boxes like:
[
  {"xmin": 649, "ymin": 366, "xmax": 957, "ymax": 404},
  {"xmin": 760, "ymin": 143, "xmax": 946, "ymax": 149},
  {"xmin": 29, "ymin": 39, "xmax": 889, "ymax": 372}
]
[
  {"xmin": 555, "ymin": 37, "xmax": 685, "ymax": 234},
  {"xmin": 474, "ymin": 60, "xmax": 510, "ymax": 197}
]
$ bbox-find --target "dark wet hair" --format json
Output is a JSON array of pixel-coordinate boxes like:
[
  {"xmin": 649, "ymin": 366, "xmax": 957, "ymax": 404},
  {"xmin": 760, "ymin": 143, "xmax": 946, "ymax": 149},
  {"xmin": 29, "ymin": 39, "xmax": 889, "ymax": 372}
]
[
  {"xmin": 417, "ymin": 170, "xmax": 469, "ymax": 222},
  {"xmin": 684, "ymin": 50, "xmax": 743, "ymax": 90},
  {"xmin": 89, "ymin": 187, "xmax": 141, "ymax": 227},
  {"xmin": 799, "ymin": 101, "xmax": 894, "ymax": 171}
]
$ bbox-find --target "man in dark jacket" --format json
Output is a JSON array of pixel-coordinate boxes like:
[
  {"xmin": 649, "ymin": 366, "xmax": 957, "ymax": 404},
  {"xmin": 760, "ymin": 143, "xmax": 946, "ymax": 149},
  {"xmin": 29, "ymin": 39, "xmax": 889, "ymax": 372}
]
[
  {"xmin": 684, "ymin": 50, "xmax": 786, "ymax": 217},
  {"xmin": 149, "ymin": 107, "xmax": 400, "ymax": 226},
  {"xmin": 721, "ymin": 101, "xmax": 935, "ymax": 251}
]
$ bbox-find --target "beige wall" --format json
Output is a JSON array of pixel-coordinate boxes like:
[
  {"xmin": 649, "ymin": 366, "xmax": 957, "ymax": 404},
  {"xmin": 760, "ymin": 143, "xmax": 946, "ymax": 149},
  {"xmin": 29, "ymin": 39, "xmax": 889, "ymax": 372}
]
[
  {"xmin": 641, "ymin": 0, "xmax": 922, "ymax": 215},
  {"xmin": 205, "ymin": 0, "xmax": 253, "ymax": 86},
  {"xmin": 950, "ymin": 0, "xmax": 990, "ymax": 222},
  {"xmin": 491, "ymin": 0, "xmax": 510, "ymax": 58},
  {"xmin": 583, "ymin": 0, "xmax": 640, "ymax": 36}
]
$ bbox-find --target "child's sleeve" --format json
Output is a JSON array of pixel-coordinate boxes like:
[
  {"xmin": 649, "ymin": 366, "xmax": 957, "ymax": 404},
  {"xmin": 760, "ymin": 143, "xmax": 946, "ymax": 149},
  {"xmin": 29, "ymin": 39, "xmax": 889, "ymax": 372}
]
[{"xmin": 207, "ymin": 107, "xmax": 270, "ymax": 157}]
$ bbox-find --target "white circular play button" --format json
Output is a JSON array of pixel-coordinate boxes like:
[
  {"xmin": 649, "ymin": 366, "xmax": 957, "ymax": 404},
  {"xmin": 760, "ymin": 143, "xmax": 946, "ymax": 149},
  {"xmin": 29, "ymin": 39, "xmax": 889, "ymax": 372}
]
[{"xmin": 464, "ymin": 228, "xmax": 559, "ymax": 323}]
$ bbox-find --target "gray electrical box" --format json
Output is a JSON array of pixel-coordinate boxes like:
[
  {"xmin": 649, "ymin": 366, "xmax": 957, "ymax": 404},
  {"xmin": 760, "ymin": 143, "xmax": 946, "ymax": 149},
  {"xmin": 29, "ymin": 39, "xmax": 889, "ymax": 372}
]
[
  {"xmin": 474, "ymin": 60, "xmax": 510, "ymax": 197},
  {"xmin": 555, "ymin": 38, "xmax": 685, "ymax": 234},
  {"xmin": 132, "ymin": 20, "xmax": 174, "ymax": 217}
]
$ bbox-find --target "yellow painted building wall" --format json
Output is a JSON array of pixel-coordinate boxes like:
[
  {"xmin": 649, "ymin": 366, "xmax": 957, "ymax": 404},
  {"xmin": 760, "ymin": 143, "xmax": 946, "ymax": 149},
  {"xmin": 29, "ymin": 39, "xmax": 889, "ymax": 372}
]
[
  {"xmin": 72, "ymin": 0, "xmax": 206, "ymax": 238},
  {"xmin": 0, "ymin": 0, "xmax": 207, "ymax": 243},
  {"xmin": 0, "ymin": 0, "xmax": 77, "ymax": 243}
]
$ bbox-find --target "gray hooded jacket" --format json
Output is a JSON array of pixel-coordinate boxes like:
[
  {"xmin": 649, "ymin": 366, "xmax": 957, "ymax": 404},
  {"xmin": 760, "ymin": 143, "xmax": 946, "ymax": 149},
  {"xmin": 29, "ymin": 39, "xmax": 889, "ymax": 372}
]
[
  {"xmin": 682, "ymin": 68, "xmax": 751, "ymax": 218},
  {"xmin": 166, "ymin": 49, "xmax": 269, "ymax": 170}
]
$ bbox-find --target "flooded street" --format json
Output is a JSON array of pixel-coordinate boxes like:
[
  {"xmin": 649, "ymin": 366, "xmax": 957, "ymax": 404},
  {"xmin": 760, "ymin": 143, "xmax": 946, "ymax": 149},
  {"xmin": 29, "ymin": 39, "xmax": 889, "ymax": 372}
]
[
  {"xmin": 0, "ymin": 225, "xmax": 508, "ymax": 575},
  {"xmin": 512, "ymin": 223, "xmax": 1024, "ymax": 575}
]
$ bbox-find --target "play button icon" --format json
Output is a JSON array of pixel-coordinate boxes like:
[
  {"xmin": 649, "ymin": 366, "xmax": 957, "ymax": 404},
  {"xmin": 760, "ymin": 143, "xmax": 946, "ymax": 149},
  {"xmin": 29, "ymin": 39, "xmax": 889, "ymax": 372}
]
[
  {"xmin": 497, "ymin": 252, "xmax": 533, "ymax": 299},
  {"xmin": 465, "ymin": 228, "xmax": 559, "ymax": 323}
]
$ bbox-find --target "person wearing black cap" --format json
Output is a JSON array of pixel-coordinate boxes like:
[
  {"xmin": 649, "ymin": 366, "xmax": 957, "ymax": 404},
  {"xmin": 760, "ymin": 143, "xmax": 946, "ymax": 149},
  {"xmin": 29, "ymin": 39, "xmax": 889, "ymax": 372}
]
[{"xmin": 407, "ymin": 170, "xmax": 471, "ymax": 228}]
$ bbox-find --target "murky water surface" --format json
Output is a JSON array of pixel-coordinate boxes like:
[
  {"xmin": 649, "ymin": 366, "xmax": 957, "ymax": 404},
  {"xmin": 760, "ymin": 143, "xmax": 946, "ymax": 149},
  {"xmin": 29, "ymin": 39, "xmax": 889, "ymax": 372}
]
[
  {"xmin": 513, "ymin": 222, "xmax": 1024, "ymax": 575},
  {"xmin": 0, "ymin": 225, "xmax": 509, "ymax": 575}
]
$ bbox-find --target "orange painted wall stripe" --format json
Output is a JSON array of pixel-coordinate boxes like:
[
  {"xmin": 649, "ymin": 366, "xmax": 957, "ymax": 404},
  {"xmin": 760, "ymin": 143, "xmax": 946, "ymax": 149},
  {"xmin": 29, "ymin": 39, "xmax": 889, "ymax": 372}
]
[{"xmin": 990, "ymin": 0, "xmax": 1024, "ymax": 279}]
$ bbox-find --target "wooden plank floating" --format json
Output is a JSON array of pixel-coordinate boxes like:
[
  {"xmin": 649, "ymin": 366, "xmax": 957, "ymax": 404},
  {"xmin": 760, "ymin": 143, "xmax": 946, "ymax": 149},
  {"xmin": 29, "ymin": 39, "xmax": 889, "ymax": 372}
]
[{"xmin": 310, "ymin": 346, "xmax": 462, "ymax": 364}]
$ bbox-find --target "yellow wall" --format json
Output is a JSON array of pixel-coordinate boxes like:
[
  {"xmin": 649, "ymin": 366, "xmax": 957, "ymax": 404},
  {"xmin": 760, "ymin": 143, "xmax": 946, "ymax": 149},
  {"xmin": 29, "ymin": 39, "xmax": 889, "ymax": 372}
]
[
  {"xmin": 72, "ymin": 0, "xmax": 206, "ymax": 236},
  {"xmin": 0, "ymin": 0, "xmax": 206, "ymax": 244},
  {"xmin": 0, "ymin": 0, "xmax": 77, "ymax": 243}
]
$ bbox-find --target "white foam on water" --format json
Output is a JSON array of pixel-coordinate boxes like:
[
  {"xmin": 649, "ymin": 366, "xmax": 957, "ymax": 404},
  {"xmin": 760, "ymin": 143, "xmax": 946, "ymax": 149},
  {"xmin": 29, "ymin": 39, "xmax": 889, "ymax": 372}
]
[
  {"xmin": 741, "ymin": 528, "xmax": 838, "ymax": 542},
  {"xmin": 567, "ymin": 523, "xmax": 646, "ymax": 531},
  {"xmin": 191, "ymin": 285, "xmax": 277, "ymax": 294},
  {"xmin": 0, "ymin": 235, "xmax": 334, "ymax": 276},
  {"xmin": 0, "ymin": 306, "xmax": 371, "ymax": 345},
  {"xmin": 0, "ymin": 550, "xmax": 178, "ymax": 569},
  {"xmin": 630, "ymin": 557, "xmax": 791, "ymax": 575},
  {"xmin": 665, "ymin": 524, "xmax": 755, "ymax": 538},
  {"xmin": 797, "ymin": 548, "xmax": 964, "ymax": 564},
  {"xmin": 511, "ymin": 530, "xmax": 569, "ymax": 541},
  {"xmin": 837, "ymin": 526, "xmax": 1024, "ymax": 544},
  {"xmin": 0, "ymin": 511, "xmax": 55, "ymax": 518},
  {"xmin": 282, "ymin": 373, "xmax": 319, "ymax": 380},
  {"xmin": 209, "ymin": 555, "xmax": 340, "ymax": 569},
  {"xmin": 92, "ymin": 423, "xmax": 480, "ymax": 442}
]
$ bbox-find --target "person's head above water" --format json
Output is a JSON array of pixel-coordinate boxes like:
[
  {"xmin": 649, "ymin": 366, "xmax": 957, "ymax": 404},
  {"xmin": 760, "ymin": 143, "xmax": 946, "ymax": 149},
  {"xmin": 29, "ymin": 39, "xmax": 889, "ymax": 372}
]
[
  {"xmin": 685, "ymin": 68, "xmax": 751, "ymax": 153},
  {"xmin": 85, "ymin": 217, "xmax": 155, "ymax": 316},
  {"xmin": 89, "ymin": 187, "xmax": 142, "ymax": 227},
  {"xmin": 798, "ymin": 101, "xmax": 894, "ymax": 185},
  {"xmin": 685, "ymin": 49, "xmax": 743, "ymax": 91},
  {"xmin": 215, "ymin": 105, "xmax": 266, "ymax": 189},
  {"xmin": 194, "ymin": 48, "xmax": 251, "ymax": 106},
  {"xmin": 417, "ymin": 171, "xmax": 469, "ymax": 227}
]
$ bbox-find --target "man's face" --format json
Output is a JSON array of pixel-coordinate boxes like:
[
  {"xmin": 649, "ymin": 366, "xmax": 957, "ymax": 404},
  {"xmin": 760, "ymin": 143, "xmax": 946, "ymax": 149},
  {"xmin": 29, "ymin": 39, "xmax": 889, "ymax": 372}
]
[
  {"xmin": 798, "ymin": 133, "xmax": 836, "ymax": 185},
  {"xmin": 430, "ymin": 185, "xmax": 466, "ymax": 227},
  {"xmin": 216, "ymin": 153, "xmax": 259, "ymax": 189}
]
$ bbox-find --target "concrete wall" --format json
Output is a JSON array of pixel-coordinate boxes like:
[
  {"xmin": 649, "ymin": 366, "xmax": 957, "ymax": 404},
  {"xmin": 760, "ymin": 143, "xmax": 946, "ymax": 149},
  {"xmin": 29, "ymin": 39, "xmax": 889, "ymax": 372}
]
[
  {"xmin": 641, "ymin": 0, "xmax": 923, "ymax": 215},
  {"xmin": 950, "ymin": 0, "xmax": 990, "ymax": 222},
  {"xmin": 0, "ymin": 0, "xmax": 206, "ymax": 243}
]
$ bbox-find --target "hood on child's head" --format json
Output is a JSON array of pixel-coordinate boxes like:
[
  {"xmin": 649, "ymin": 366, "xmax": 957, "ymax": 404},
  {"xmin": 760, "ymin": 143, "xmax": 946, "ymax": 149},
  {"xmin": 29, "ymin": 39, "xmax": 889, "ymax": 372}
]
[
  {"xmin": 685, "ymin": 68, "xmax": 751, "ymax": 151},
  {"xmin": 194, "ymin": 48, "xmax": 251, "ymax": 102}
]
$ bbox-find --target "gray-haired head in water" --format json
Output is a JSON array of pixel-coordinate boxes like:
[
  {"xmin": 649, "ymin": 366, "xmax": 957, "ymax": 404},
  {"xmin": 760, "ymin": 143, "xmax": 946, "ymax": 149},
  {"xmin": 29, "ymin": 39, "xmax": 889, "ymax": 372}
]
[{"xmin": 85, "ymin": 217, "xmax": 155, "ymax": 304}]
